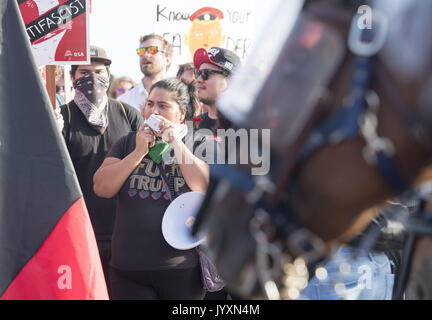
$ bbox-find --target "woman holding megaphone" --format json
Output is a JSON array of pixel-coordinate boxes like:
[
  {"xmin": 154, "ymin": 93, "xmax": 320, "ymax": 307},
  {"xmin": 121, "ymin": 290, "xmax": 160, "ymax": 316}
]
[{"xmin": 94, "ymin": 78, "xmax": 210, "ymax": 300}]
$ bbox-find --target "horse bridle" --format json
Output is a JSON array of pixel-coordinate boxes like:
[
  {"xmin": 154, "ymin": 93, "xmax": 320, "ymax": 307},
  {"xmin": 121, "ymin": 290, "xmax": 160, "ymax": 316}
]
[
  {"xmin": 194, "ymin": 4, "xmax": 432, "ymax": 299},
  {"xmin": 288, "ymin": 4, "xmax": 432, "ymax": 195},
  {"xmin": 289, "ymin": 7, "xmax": 432, "ymax": 298}
]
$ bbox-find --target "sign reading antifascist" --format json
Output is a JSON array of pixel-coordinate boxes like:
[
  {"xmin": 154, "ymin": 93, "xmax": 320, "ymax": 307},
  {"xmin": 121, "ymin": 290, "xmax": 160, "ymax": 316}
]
[{"xmin": 17, "ymin": 0, "xmax": 89, "ymax": 66}]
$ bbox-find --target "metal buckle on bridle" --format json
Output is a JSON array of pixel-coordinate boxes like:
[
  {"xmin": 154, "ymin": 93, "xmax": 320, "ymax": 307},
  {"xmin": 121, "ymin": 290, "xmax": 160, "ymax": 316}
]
[
  {"xmin": 286, "ymin": 228, "xmax": 326, "ymax": 265},
  {"xmin": 249, "ymin": 208, "xmax": 284, "ymax": 300},
  {"xmin": 245, "ymin": 174, "xmax": 328, "ymax": 299},
  {"xmin": 246, "ymin": 175, "xmax": 327, "ymax": 265},
  {"xmin": 249, "ymin": 208, "xmax": 327, "ymax": 300},
  {"xmin": 348, "ymin": 7, "xmax": 388, "ymax": 57},
  {"xmin": 359, "ymin": 90, "xmax": 395, "ymax": 165},
  {"xmin": 245, "ymin": 175, "xmax": 276, "ymax": 205},
  {"xmin": 245, "ymin": 177, "xmax": 285, "ymax": 299}
]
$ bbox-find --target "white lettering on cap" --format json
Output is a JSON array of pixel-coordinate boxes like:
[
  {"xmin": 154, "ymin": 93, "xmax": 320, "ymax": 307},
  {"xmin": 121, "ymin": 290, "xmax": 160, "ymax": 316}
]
[
  {"xmin": 224, "ymin": 61, "xmax": 233, "ymax": 70},
  {"xmin": 208, "ymin": 48, "xmax": 220, "ymax": 57}
]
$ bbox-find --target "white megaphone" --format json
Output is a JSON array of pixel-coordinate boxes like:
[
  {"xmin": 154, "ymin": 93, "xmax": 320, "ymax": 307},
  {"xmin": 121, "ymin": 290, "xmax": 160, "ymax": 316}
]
[{"xmin": 162, "ymin": 192, "xmax": 206, "ymax": 250}]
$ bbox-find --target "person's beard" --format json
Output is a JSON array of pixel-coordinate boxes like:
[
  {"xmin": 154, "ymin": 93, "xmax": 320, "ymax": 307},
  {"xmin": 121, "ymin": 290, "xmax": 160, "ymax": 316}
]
[
  {"xmin": 198, "ymin": 96, "xmax": 215, "ymax": 107},
  {"xmin": 141, "ymin": 61, "xmax": 164, "ymax": 77}
]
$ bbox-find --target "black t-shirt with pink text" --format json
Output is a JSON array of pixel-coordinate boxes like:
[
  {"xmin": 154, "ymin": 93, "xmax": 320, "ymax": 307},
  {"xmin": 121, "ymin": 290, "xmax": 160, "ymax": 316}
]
[{"xmin": 107, "ymin": 131, "xmax": 208, "ymax": 271}]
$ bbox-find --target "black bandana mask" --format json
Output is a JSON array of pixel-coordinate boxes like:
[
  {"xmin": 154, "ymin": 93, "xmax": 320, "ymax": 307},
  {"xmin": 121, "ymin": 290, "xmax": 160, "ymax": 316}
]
[{"xmin": 73, "ymin": 73, "xmax": 110, "ymax": 133}]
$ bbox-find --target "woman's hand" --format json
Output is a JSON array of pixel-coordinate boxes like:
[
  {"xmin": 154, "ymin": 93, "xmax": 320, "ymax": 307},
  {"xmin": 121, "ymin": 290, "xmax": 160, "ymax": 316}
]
[
  {"xmin": 150, "ymin": 115, "xmax": 209, "ymax": 193},
  {"xmin": 135, "ymin": 124, "xmax": 156, "ymax": 156},
  {"xmin": 153, "ymin": 115, "xmax": 179, "ymax": 143}
]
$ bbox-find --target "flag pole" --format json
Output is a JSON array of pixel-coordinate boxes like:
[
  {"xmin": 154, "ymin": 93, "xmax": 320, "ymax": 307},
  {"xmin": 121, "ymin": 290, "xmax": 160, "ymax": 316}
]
[{"xmin": 46, "ymin": 65, "xmax": 57, "ymax": 109}]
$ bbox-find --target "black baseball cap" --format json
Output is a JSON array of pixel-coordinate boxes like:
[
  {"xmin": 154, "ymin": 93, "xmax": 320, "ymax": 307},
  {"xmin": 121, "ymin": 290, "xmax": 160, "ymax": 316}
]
[
  {"xmin": 194, "ymin": 47, "xmax": 240, "ymax": 73},
  {"xmin": 90, "ymin": 45, "xmax": 112, "ymax": 66}
]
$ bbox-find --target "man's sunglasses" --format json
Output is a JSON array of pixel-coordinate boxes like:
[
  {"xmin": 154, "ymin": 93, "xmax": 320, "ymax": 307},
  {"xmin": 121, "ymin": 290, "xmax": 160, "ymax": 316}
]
[
  {"xmin": 194, "ymin": 69, "xmax": 228, "ymax": 81},
  {"xmin": 136, "ymin": 46, "xmax": 165, "ymax": 56}
]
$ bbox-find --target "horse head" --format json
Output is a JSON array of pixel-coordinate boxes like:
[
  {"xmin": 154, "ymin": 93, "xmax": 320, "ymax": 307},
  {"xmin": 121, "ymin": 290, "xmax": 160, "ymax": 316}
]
[{"xmin": 194, "ymin": 0, "xmax": 432, "ymax": 299}]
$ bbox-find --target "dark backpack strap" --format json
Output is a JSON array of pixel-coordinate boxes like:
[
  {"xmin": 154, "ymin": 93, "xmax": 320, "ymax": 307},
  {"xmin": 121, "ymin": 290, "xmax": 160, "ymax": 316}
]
[{"xmin": 63, "ymin": 103, "xmax": 72, "ymax": 145}]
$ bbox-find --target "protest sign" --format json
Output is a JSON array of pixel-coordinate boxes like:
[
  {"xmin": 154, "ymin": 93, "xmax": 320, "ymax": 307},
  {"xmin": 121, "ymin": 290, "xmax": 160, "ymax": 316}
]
[
  {"xmin": 89, "ymin": 0, "xmax": 279, "ymax": 81},
  {"xmin": 17, "ymin": 0, "xmax": 90, "ymax": 66}
]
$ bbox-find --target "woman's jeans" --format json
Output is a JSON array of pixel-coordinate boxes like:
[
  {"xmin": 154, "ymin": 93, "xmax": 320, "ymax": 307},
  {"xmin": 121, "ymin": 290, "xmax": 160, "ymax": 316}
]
[{"xmin": 300, "ymin": 246, "xmax": 395, "ymax": 300}]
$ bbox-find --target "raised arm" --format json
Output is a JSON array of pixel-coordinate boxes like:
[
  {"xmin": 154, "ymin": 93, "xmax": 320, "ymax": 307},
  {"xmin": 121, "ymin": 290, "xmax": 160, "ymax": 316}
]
[
  {"xmin": 156, "ymin": 118, "xmax": 210, "ymax": 194},
  {"xmin": 93, "ymin": 125, "xmax": 155, "ymax": 198}
]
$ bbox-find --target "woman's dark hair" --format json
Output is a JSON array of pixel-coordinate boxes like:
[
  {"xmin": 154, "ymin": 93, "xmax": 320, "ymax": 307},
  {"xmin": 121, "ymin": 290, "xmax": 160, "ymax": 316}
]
[{"xmin": 149, "ymin": 78, "xmax": 202, "ymax": 125}]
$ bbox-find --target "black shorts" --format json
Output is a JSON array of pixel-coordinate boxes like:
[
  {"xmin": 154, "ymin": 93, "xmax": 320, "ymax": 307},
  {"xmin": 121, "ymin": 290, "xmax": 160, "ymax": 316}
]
[{"xmin": 110, "ymin": 265, "xmax": 205, "ymax": 300}]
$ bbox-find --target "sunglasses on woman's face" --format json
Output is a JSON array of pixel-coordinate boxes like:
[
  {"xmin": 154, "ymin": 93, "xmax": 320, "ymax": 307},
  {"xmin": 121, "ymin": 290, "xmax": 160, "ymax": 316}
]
[
  {"xmin": 194, "ymin": 69, "xmax": 228, "ymax": 81},
  {"xmin": 136, "ymin": 46, "xmax": 165, "ymax": 56}
]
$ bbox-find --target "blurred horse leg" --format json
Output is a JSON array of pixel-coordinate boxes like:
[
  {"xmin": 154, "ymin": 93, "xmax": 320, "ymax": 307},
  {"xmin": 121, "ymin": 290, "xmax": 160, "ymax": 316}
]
[
  {"xmin": 405, "ymin": 195, "xmax": 432, "ymax": 300},
  {"xmin": 405, "ymin": 237, "xmax": 432, "ymax": 299}
]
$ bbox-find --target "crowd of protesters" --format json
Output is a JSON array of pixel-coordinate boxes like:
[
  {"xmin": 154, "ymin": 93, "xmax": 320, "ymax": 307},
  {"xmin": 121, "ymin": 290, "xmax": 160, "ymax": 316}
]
[
  {"xmin": 53, "ymin": 30, "xmax": 398, "ymax": 300},
  {"xmin": 53, "ymin": 33, "xmax": 241, "ymax": 300}
]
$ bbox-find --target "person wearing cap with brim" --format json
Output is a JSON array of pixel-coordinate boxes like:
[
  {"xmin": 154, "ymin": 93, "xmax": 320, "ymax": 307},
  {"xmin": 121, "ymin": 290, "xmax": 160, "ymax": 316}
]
[
  {"xmin": 193, "ymin": 47, "xmax": 240, "ymax": 131},
  {"xmin": 193, "ymin": 47, "xmax": 241, "ymax": 301},
  {"xmin": 57, "ymin": 45, "xmax": 143, "ymax": 296}
]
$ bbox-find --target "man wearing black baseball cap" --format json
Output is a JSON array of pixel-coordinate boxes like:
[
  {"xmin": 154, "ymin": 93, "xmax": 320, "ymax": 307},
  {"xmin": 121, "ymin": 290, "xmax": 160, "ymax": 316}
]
[
  {"xmin": 57, "ymin": 45, "xmax": 142, "ymax": 295},
  {"xmin": 193, "ymin": 47, "xmax": 241, "ymax": 300},
  {"xmin": 194, "ymin": 47, "xmax": 240, "ymax": 130}
]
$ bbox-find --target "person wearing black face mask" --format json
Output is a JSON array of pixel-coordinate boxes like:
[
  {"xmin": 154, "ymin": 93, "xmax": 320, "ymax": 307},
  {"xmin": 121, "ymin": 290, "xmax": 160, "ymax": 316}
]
[{"xmin": 58, "ymin": 45, "xmax": 142, "ymax": 296}]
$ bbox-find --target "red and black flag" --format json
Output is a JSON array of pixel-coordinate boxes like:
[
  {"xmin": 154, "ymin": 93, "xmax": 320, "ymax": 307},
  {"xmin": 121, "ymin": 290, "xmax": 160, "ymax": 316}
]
[{"xmin": 0, "ymin": 0, "xmax": 107, "ymax": 300}]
